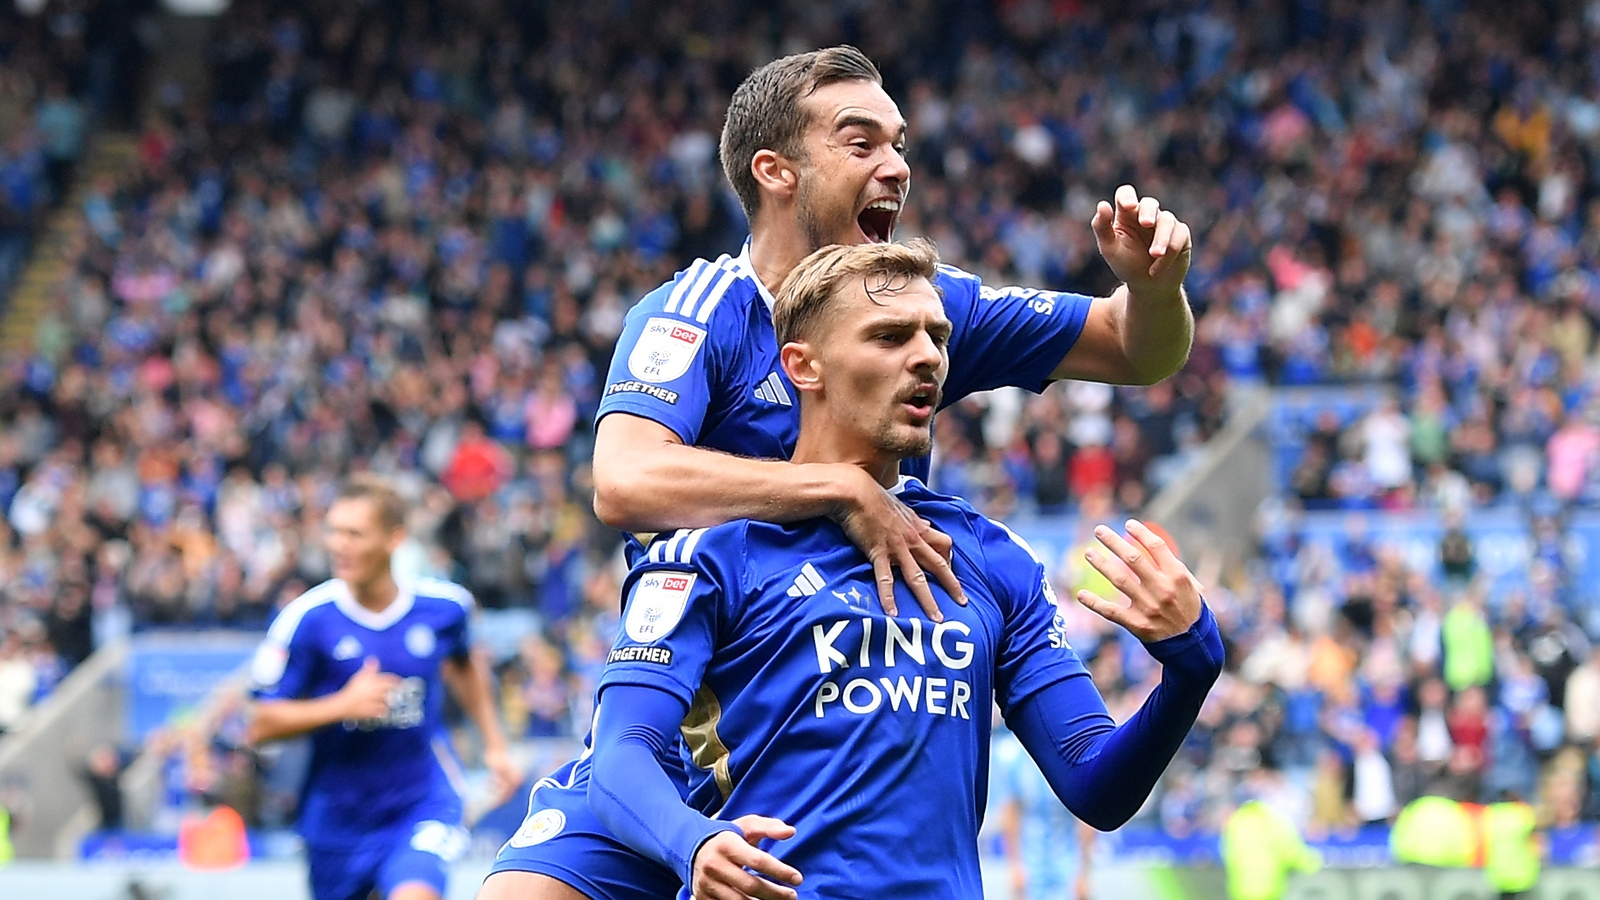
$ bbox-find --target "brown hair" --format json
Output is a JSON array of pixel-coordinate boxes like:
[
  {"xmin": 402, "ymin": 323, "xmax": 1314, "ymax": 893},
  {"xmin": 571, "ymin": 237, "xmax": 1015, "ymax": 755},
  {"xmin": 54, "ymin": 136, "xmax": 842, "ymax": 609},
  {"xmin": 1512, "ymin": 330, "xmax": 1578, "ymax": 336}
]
[
  {"xmin": 773, "ymin": 238, "xmax": 941, "ymax": 346},
  {"xmin": 335, "ymin": 474, "xmax": 407, "ymax": 531},
  {"xmin": 720, "ymin": 45, "xmax": 882, "ymax": 219}
]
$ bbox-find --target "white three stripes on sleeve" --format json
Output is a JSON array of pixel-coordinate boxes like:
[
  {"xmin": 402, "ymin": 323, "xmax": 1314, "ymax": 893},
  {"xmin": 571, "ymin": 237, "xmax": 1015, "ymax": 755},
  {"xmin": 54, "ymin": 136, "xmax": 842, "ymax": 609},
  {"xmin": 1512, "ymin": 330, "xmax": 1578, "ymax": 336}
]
[
  {"xmin": 661, "ymin": 255, "xmax": 742, "ymax": 324},
  {"xmin": 646, "ymin": 528, "xmax": 710, "ymax": 564}
]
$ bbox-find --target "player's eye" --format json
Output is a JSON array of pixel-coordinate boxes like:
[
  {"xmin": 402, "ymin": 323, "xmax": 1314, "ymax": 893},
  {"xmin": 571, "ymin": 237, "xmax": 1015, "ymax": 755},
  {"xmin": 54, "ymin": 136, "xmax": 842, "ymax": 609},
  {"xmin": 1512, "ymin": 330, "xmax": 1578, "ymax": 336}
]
[
  {"xmin": 851, "ymin": 140, "xmax": 872, "ymax": 153},
  {"xmin": 894, "ymin": 143, "xmax": 907, "ymax": 156},
  {"xmin": 876, "ymin": 332, "xmax": 904, "ymax": 345}
]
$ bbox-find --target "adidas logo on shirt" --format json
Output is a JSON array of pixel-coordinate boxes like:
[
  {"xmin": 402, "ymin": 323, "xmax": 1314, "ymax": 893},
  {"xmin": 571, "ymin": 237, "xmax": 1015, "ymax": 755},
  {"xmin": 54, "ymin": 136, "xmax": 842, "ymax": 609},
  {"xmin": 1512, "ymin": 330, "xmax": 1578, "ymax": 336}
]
[
  {"xmin": 786, "ymin": 563, "xmax": 826, "ymax": 598},
  {"xmin": 753, "ymin": 372, "xmax": 792, "ymax": 407}
]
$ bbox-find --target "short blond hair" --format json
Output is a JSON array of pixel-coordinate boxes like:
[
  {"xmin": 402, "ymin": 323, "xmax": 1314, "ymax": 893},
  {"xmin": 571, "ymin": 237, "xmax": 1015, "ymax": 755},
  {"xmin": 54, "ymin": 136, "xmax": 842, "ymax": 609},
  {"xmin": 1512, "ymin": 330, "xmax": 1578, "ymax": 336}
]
[
  {"xmin": 773, "ymin": 239, "xmax": 941, "ymax": 346},
  {"xmin": 335, "ymin": 474, "xmax": 407, "ymax": 531}
]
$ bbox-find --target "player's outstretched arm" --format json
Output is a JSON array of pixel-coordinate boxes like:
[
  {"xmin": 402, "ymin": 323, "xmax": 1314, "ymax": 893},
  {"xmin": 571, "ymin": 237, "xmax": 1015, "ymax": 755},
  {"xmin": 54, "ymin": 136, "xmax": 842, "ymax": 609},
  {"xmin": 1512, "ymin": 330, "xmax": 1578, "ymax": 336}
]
[
  {"xmin": 1052, "ymin": 185, "xmax": 1194, "ymax": 386},
  {"xmin": 247, "ymin": 657, "xmax": 399, "ymax": 744},
  {"xmin": 1007, "ymin": 520, "xmax": 1223, "ymax": 830},
  {"xmin": 441, "ymin": 651, "xmax": 520, "ymax": 803},
  {"xmin": 588, "ymin": 683, "xmax": 802, "ymax": 900},
  {"xmin": 593, "ymin": 413, "xmax": 965, "ymax": 618}
]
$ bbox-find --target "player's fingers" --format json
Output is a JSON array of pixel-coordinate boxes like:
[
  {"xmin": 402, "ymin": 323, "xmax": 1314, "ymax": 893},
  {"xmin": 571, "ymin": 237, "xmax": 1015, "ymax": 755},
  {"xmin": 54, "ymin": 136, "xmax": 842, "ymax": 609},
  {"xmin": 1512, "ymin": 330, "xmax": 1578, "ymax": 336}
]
[
  {"xmin": 733, "ymin": 815, "xmax": 796, "ymax": 843},
  {"xmin": 1126, "ymin": 519, "xmax": 1182, "ymax": 573},
  {"xmin": 1137, "ymin": 195, "xmax": 1160, "ymax": 228},
  {"xmin": 1152, "ymin": 221, "xmax": 1192, "ymax": 278},
  {"xmin": 911, "ymin": 538, "xmax": 967, "ymax": 606},
  {"xmin": 728, "ymin": 842, "xmax": 803, "ymax": 889},
  {"xmin": 1170, "ymin": 219, "xmax": 1192, "ymax": 253},
  {"xmin": 917, "ymin": 518, "xmax": 954, "ymax": 561},
  {"xmin": 1092, "ymin": 524, "xmax": 1163, "ymax": 586},
  {"xmin": 694, "ymin": 872, "xmax": 748, "ymax": 900},
  {"xmin": 720, "ymin": 848, "xmax": 801, "ymax": 898},
  {"xmin": 869, "ymin": 550, "xmax": 898, "ymax": 618},
  {"xmin": 1091, "ymin": 200, "xmax": 1115, "ymax": 238},
  {"xmin": 1083, "ymin": 546, "xmax": 1145, "ymax": 604},
  {"xmin": 1076, "ymin": 589, "xmax": 1135, "ymax": 631},
  {"xmin": 895, "ymin": 539, "xmax": 944, "ymax": 623},
  {"xmin": 1114, "ymin": 183, "xmax": 1138, "ymax": 212},
  {"xmin": 1150, "ymin": 210, "xmax": 1176, "ymax": 258}
]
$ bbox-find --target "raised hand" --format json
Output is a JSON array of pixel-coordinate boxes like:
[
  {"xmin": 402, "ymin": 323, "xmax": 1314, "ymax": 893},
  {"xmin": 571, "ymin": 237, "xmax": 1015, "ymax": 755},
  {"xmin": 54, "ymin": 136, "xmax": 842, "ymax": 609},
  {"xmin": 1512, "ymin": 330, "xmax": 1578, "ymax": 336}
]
[
  {"xmin": 338, "ymin": 657, "xmax": 402, "ymax": 720},
  {"xmin": 833, "ymin": 465, "xmax": 966, "ymax": 620},
  {"xmin": 1076, "ymin": 520, "xmax": 1203, "ymax": 642},
  {"xmin": 1091, "ymin": 184, "xmax": 1192, "ymax": 298},
  {"xmin": 690, "ymin": 815, "xmax": 803, "ymax": 900}
]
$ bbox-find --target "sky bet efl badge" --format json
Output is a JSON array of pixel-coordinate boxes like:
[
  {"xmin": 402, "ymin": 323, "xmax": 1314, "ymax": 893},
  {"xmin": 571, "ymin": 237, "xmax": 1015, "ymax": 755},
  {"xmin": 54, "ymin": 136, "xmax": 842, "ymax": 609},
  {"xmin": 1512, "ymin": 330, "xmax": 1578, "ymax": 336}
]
[
  {"xmin": 628, "ymin": 317, "xmax": 706, "ymax": 383},
  {"xmin": 625, "ymin": 571, "xmax": 697, "ymax": 642}
]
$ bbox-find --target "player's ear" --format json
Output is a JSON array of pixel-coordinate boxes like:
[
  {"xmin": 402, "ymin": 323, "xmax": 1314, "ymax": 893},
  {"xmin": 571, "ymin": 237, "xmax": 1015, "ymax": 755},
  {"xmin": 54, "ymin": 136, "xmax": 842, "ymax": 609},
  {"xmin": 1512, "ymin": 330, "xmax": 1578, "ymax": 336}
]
[
  {"xmin": 751, "ymin": 149, "xmax": 798, "ymax": 201},
  {"xmin": 781, "ymin": 341, "xmax": 822, "ymax": 394}
]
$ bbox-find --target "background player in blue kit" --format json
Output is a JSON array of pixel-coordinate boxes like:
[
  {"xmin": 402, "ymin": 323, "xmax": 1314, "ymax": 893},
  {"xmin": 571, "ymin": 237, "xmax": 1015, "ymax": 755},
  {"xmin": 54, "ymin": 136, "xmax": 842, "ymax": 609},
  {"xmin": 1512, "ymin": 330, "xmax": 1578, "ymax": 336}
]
[
  {"xmin": 248, "ymin": 476, "xmax": 521, "ymax": 900},
  {"xmin": 586, "ymin": 240, "xmax": 1223, "ymax": 900},
  {"xmin": 482, "ymin": 45, "xmax": 1198, "ymax": 900},
  {"xmin": 990, "ymin": 723, "xmax": 1097, "ymax": 900}
]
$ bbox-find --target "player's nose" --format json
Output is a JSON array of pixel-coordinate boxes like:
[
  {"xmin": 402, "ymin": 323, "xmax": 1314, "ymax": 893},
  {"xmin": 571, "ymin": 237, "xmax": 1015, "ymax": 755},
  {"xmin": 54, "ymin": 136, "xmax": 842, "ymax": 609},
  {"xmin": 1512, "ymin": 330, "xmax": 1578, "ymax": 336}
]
[
  {"xmin": 877, "ymin": 146, "xmax": 909, "ymax": 187},
  {"xmin": 906, "ymin": 330, "xmax": 942, "ymax": 371}
]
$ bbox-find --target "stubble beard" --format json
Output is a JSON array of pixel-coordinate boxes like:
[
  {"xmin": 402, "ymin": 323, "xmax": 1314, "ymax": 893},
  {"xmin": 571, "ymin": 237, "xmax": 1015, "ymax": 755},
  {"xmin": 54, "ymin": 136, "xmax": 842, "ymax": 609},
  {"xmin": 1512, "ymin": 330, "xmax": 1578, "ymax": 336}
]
[
  {"xmin": 796, "ymin": 175, "xmax": 847, "ymax": 253},
  {"xmin": 871, "ymin": 416, "xmax": 934, "ymax": 460}
]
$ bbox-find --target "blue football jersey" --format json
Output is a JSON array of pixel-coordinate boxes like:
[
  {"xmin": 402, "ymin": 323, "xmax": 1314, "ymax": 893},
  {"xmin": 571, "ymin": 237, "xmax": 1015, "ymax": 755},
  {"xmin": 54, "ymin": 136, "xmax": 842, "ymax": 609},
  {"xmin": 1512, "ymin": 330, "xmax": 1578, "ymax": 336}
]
[
  {"xmin": 597, "ymin": 477, "xmax": 1090, "ymax": 900},
  {"xmin": 250, "ymin": 578, "xmax": 475, "ymax": 848},
  {"xmin": 596, "ymin": 242, "xmax": 1094, "ymax": 480}
]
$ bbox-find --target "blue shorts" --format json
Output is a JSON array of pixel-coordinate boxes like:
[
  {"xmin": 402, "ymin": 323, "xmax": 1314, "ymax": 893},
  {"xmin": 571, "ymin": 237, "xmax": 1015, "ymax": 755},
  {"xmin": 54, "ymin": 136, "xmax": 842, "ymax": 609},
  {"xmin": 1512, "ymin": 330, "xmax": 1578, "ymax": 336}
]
[
  {"xmin": 489, "ymin": 780, "xmax": 681, "ymax": 900},
  {"xmin": 308, "ymin": 819, "xmax": 469, "ymax": 900}
]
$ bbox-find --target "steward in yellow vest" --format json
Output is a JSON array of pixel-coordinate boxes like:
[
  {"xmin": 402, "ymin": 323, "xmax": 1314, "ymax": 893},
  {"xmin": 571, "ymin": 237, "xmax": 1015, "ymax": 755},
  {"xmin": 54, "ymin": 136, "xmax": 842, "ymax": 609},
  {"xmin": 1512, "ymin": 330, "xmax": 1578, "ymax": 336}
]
[{"xmin": 1482, "ymin": 794, "xmax": 1540, "ymax": 898}]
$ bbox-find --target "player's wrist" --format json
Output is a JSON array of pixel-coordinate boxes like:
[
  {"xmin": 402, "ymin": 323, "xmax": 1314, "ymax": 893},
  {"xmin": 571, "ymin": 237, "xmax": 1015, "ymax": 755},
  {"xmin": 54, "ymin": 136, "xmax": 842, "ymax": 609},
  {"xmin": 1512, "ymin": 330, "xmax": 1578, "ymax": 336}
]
[
  {"xmin": 686, "ymin": 822, "xmax": 743, "ymax": 886},
  {"xmin": 815, "ymin": 462, "xmax": 870, "ymax": 520},
  {"xmin": 1124, "ymin": 281, "xmax": 1185, "ymax": 308},
  {"xmin": 1143, "ymin": 602, "xmax": 1222, "ymax": 676}
]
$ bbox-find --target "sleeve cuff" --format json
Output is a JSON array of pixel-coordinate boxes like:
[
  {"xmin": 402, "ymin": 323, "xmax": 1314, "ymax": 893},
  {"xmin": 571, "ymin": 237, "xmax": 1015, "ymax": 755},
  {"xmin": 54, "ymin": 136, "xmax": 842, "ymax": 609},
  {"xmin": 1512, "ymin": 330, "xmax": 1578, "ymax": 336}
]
[
  {"xmin": 594, "ymin": 403, "xmax": 699, "ymax": 445},
  {"xmin": 1142, "ymin": 603, "xmax": 1224, "ymax": 677},
  {"xmin": 682, "ymin": 821, "xmax": 744, "ymax": 886}
]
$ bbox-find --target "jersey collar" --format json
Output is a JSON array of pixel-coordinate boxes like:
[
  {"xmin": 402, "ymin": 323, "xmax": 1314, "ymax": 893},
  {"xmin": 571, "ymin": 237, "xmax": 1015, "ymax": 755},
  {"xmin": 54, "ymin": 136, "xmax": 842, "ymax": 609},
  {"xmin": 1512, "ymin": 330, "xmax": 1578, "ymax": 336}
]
[
  {"xmin": 735, "ymin": 240, "xmax": 778, "ymax": 313},
  {"xmin": 889, "ymin": 474, "xmax": 920, "ymax": 495},
  {"xmin": 332, "ymin": 579, "xmax": 416, "ymax": 631}
]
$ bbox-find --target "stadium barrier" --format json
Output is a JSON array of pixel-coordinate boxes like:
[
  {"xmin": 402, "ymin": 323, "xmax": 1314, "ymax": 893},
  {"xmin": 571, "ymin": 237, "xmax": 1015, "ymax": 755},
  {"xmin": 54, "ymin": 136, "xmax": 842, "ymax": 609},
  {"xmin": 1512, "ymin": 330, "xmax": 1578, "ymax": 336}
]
[
  {"xmin": 2, "ymin": 859, "xmax": 1597, "ymax": 900},
  {"xmin": 0, "ymin": 638, "xmax": 128, "ymax": 858},
  {"xmin": 117, "ymin": 634, "xmax": 259, "ymax": 835},
  {"xmin": 1142, "ymin": 385, "xmax": 1274, "ymax": 565}
]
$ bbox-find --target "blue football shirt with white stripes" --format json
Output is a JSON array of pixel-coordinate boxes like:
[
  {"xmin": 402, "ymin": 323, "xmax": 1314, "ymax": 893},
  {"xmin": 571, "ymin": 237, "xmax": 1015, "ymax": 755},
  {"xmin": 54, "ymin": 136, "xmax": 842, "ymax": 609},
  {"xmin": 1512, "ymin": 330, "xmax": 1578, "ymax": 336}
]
[{"xmin": 596, "ymin": 241, "xmax": 1095, "ymax": 481}]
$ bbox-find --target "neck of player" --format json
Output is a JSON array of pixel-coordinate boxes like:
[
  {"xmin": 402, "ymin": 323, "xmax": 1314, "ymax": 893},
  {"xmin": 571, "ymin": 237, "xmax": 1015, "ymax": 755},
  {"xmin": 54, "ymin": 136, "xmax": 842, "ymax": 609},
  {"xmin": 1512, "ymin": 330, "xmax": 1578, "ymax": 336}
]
[
  {"xmin": 748, "ymin": 214, "xmax": 813, "ymax": 300},
  {"xmin": 789, "ymin": 407, "xmax": 902, "ymax": 491},
  {"xmin": 350, "ymin": 571, "xmax": 400, "ymax": 612}
]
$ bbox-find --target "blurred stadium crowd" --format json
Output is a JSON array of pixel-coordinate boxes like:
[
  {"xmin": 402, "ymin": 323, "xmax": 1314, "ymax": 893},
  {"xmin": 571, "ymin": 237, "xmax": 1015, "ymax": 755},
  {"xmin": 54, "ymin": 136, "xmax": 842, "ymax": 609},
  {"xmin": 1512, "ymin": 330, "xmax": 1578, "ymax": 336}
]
[{"xmin": 1, "ymin": 0, "xmax": 1599, "ymax": 845}]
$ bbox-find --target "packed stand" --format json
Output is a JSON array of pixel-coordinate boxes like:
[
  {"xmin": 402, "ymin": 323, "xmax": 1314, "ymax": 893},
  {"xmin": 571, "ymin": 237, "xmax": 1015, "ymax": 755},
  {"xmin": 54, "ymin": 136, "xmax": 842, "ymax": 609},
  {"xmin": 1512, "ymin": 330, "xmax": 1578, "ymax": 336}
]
[
  {"xmin": 0, "ymin": 0, "xmax": 1597, "ymax": 837},
  {"xmin": 0, "ymin": 0, "xmax": 149, "ymax": 733},
  {"xmin": 0, "ymin": 0, "xmax": 1233, "ymax": 735},
  {"xmin": 0, "ymin": 0, "xmax": 146, "ymax": 301}
]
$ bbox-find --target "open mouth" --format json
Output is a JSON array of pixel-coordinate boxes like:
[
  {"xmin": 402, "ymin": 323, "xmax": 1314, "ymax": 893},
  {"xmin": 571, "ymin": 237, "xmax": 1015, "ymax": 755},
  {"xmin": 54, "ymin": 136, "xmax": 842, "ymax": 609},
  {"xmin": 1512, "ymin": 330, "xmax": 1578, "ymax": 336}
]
[
  {"xmin": 903, "ymin": 384, "xmax": 938, "ymax": 419},
  {"xmin": 857, "ymin": 197, "xmax": 901, "ymax": 243}
]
